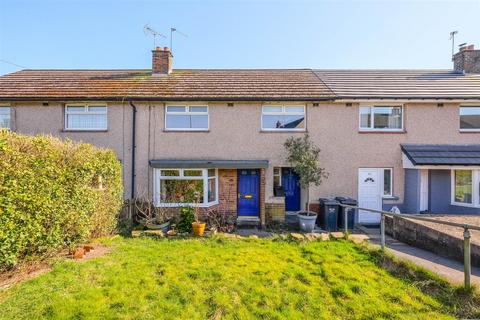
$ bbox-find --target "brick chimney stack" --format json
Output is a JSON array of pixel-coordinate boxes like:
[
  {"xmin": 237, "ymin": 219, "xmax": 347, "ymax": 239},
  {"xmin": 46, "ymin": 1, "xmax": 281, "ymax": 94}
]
[
  {"xmin": 453, "ymin": 44, "xmax": 480, "ymax": 74},
  {"xmin": 152, "ymin": 47, "xmax": 173, "ymax": 75}
]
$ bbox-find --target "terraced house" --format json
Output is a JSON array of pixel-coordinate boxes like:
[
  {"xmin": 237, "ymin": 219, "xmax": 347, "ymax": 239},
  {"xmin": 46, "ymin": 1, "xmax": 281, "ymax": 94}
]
[{"xmin": 0, "ymin": 44, "xmax": 479, "ymax": 227}]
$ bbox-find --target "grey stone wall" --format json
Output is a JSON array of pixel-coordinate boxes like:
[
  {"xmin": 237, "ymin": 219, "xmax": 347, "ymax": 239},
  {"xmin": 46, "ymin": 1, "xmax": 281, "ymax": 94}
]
[{"xmin": 385, "ymin": 215, "xmax": 480, "ymax": 267}]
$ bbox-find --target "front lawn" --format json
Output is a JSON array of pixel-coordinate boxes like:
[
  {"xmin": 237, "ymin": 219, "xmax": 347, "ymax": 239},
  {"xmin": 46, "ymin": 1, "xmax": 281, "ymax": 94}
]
[{"xmin": 0, "ymin": 236, "xmax": 472, "ymax": 319}]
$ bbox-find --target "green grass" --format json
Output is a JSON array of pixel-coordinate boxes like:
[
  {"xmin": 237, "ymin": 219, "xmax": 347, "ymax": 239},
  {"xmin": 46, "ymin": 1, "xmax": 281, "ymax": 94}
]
[{"xmin": 0, "ymin": 236, "xmax": 474, "ymax": 319}]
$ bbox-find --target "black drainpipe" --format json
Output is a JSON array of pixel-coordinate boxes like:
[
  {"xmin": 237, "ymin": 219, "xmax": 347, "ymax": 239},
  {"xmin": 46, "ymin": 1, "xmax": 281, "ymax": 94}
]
[{"xmin": 129, "ymin": 100, "xmax": 137, "ymax": 199}]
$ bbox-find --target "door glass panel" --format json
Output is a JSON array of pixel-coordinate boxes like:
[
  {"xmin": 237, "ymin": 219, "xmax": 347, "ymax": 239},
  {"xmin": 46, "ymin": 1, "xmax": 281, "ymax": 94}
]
[{"xmin": 383, "ymin": 169, "xmax": 392, "ymax": 196}]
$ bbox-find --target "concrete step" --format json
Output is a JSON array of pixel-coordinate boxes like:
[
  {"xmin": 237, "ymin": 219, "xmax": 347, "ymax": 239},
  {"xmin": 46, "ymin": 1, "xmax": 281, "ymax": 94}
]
[{"xmin": 236, "ymin": 216, "xmax": 260, "ymax": 227}]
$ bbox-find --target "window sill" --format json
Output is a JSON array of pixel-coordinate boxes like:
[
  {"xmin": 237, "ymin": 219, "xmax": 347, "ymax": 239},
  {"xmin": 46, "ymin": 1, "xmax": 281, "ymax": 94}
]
[
  {"xmin": 358, "ymin": 130, "xmax": 406, "ymax": 134},
  {"xmin": 260, "ymin": 130, "xmax": 308, "ymax": 133},
  {"xmin": 451, "ymin": 202, "xmax": 479, "ymax": 209},
  {"xmin": 383, "ymin": 196, "xmax": 399, "ymax": 201},
  {"xmin": 62, "ymin": 129, "xmax": 108, "ymax": 132},
  {"xmin": 154, "ymin": 201, "xmax": 219, "ymax": 208},
  {"xmin": 163, "ymin": 129, "xmax": 210, "ymax": 133},
  {"xmin": 459, "ymin": 130, "xmax": 480, "ymax": 133}
]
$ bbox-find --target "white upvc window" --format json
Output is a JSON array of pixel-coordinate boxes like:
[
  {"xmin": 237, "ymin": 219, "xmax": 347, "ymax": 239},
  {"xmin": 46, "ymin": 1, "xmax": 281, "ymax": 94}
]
[
  {"xmin": 459, "ymin": 106, "xmax": 480, "ymax": 132},
  {"xmin": 359, "ymin": 105, "xmax": 403, "ymax": 131},
  {"xmin": 0, "ymin": 106, "xmax": 11, "ymax": 129},
  {"xmin": 261, "ymin": 105, "xmax": 306, "ymax": 131},
  {"xmin": 165, "ymin": 105, "xmax": 209, "ymax": 130},
  {"xmin": 451, "ymin": 169, "xmax": 480, "ymax": 208},
  {"xmin": 154, "ymin": 168, "xmax": 218, "ymax": 207},
  {"xmin": 65, "ymin": 104, "xmax": 107, "ymax": 130}
]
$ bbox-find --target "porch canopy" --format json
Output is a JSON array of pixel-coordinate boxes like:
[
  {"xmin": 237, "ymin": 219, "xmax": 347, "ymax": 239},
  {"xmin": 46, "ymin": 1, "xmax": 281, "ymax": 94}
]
[
  {"xmin": 401, "ymin": 144, "xmax": 480, "ymax": 168},
  {"xmin": 149, "ymin": 159, "xmax": 269, "ymax": 169}
]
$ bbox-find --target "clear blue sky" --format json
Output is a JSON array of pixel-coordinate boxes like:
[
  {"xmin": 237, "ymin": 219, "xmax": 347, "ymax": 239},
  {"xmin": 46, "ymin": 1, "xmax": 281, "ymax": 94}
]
[{"xmin": 0, "ymin": 0, "xmax": 479, "ymax": 75}]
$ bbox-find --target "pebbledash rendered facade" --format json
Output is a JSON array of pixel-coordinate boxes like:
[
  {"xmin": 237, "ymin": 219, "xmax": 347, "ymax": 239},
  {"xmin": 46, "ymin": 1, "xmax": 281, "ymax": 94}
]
[{"xmin": 0, "ymin": 45, "xmax": 480, "ymax": 227}]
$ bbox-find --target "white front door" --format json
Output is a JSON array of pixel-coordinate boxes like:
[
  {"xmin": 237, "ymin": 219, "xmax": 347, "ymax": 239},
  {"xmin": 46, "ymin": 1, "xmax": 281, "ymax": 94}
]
[
  {"xmin": 358, "ymin": 168, "xmax": 382, "ymax": 224},
  {"xmin": 419, "ymin": 169, "xmax": 429, "ymax": 212}
]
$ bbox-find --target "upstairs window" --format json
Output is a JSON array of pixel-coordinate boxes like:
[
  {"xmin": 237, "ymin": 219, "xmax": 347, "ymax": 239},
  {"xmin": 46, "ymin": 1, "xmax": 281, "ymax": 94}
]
[
  {"xmin": 460, "ymin": 106, "xmax": 480, "ymax": 131},
  {"xmin": 0, "ymin": 106, "xmax": 10, "ymax": 129},
  {"xmin": 359, "ymin": 106, "xmax": 403, "ymax": 131},
  {"xmin": 165, "ymin": 105, "xmax": 209, "ymax": 130},
  {"xmin": 65, "ymin": 105, "xmax": 107, "ymax": 130},
  {"xmin": 262, "ymin": 105, "xmax": 305, "ymax": 131}
]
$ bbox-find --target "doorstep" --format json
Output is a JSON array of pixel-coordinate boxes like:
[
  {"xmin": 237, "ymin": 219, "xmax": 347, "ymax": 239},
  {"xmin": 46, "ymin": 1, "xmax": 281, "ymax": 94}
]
[{"xmin": 236, "ymin": 216, "xmax": 261, "ymax": 227}]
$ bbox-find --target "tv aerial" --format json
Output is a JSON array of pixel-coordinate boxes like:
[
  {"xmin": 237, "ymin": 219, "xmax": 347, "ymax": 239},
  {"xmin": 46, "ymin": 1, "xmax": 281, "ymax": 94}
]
[
  {"xmin": 143, "ymin": 24, "xmax": 166, "ymax": 48},
  {"xmin": 170, "ymin": 27, "xmax": 188, "ymax": 53},
  {"xmin": 449, "ymin": 31, "xmax": 458, "ymax": 58}
]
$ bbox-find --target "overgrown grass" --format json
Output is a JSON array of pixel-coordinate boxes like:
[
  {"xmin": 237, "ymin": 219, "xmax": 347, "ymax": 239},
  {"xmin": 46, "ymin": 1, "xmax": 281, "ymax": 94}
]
[{"xmin": 0, "ymin": 236, "xmax": 476, "ymax": 319}]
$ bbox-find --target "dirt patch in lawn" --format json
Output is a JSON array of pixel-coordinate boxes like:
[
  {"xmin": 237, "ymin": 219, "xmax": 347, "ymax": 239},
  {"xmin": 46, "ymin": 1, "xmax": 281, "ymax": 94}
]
[{"xmin": 0, "ymin": 244, "xmax": 111, "ymax": 290}]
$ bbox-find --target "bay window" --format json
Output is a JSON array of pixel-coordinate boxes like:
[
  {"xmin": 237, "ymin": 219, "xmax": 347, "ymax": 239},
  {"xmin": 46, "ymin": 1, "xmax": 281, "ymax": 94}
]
[
  {"xmin": 165, "ymin": 105, "xmax": 209, "ymax": 130},
  {"xmin": 460, "ymin": 106, "xmax": 480, "ymax": 131},
  {"xmin": 359, "ymin": 106, "xmax": 403, "ymax": 131},
  {"xmin": 0, "ymin": 106, "xmax": 11, "ymax": 129},
  {"xmin": 452, "ymin": 169, "xmax": 480, "ymax": 207},
  {"xmin": 261, "ymin": 105, "xmax": 305, "ymax": 131},
  {"xmin": 65, "ymin": 105, "xmax": 107, "ymax": 130},
  {"xmin": 154, "ymin": 168, "xmax": 218, "ymax": 207}
]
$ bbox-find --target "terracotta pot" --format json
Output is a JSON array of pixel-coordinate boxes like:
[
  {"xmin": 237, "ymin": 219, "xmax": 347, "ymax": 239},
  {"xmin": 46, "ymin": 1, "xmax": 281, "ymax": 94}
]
[
  {"xmin": 73, "ymin": 248, "xmax": 85, "ymax": 260},
  {"xmin": 192, "ymin": 222, "xmax": 206, "ymax": 236}
]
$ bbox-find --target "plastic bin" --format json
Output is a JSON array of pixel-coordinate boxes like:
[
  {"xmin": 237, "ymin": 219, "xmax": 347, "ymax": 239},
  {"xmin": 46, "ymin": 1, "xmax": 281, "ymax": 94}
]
[
  {"xmin": 335, "ymin": 197, "xmax": 357, "ymax": 230},
  {"xmin": 317, "ymin": 198, "xmax": 339, "ymax": 231}
]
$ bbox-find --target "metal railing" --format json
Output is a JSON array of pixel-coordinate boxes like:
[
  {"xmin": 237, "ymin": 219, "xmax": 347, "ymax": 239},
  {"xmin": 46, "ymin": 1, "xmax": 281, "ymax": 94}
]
[{"xmin": 339, "ymin": 204, "xmax": 480, "ymax": 288}]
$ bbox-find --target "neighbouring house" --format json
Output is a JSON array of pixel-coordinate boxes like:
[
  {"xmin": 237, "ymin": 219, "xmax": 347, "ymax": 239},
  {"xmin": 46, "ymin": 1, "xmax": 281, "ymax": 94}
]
[{"xmin": 0, "ymin": 44, "xmax": 479, "ymax": 227}]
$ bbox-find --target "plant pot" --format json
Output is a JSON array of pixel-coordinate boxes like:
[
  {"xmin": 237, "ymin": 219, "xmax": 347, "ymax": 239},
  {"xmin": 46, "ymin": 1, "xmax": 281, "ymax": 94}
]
[
  {"xmin": 146, "ymin": 220, "xmax": 171, "ymax": 233},
  {"xmin": 298, "ymin": 212, "xmax": 317, "ymax": 232},
  {"xmin": 192, "ymin": 222, "xmax": 206, "ymax": 237}
]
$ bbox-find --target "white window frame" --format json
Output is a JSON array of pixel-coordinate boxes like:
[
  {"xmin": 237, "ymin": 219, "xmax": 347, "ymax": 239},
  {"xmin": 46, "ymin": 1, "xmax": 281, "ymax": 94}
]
[
  {"xmin": 459, "ymin": 105, "xmax": 480, "ymax": 132},
  {"xmin": 153, "ymin": 168, "xmax": 218, "ymax": 207},
  {"xmin": 0, "ymin": 106, "xmax": 11, "ymax": 130},
  {"xmin": 164, "ymin": 105, "xmax": 209, "ymax": 131},
  {"xmin": 273, "ymin": 167, "xmax": 282, "ymax": 187},
  {"xmin": 451, "ymin": 169, "xmax": 480, "ymax": 208},
  {"xmin": 65, "ymin": 104, "xmax": 107, "ymax": 131},
  {"xmin": 382, "ymin": 168, "xmax": 393, "ymax": 198},
  {"xmin": 359, "ymin": 105, "xmax": 404, "ymax": 132},
  {"xmin": 261, "ymin": 105, "xmax": 306, "ymax": 131}
]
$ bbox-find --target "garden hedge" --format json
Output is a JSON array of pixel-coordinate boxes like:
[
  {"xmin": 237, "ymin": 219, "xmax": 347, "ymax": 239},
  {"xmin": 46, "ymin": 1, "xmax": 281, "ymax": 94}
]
[{"xmin": 0, "ymin": 130, "xmax": 123, "ymax": 270}]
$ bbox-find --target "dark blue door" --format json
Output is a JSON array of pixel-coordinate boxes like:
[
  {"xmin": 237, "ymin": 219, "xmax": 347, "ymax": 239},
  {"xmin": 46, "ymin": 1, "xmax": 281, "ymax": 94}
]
[
  {"xmin": 282, "ymin": 168, "xmax": 301, "ymax": 211},
  {"xmin": 238, "ymin": 169, "xmax": 260, "ymax": 216}
]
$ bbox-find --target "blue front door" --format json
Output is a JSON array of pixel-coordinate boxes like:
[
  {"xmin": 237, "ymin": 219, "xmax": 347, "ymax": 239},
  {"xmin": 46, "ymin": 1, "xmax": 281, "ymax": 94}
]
[
  {"xmin": 238, "ymin": 169, "xmax": 260, "ymax": 216},
  {"xmin": 282, "ymin": 168, "xmax": 301, "ymax": 211}
]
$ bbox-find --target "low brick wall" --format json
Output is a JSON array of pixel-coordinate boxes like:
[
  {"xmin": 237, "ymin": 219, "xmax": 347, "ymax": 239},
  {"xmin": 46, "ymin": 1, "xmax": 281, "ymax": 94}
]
[
  {"xmin": 266, "ymin": 202, "xmax": 285, "ymax": 223},
  {"xmin": 385, "ymin": 215, "xmax": 480, "ymax": 267}
]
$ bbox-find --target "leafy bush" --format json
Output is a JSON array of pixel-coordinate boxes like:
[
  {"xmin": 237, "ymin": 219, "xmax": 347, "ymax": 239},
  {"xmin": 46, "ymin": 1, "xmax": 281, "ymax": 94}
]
[
  {"xmin": 176, "ymin": 207, "xmax": 195, "ymax": 233},
  {"xmin": 0, "ymin": 131, "xmax": 123, "ymax": 270}
]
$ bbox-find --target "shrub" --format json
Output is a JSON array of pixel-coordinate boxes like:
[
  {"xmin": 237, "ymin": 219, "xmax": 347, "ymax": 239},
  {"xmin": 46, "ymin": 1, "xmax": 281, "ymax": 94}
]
[
  {"xmin": 0, "ymin": 130, "xmax": 123, "ymax": 270},
  {"xmin": 176, "ymin": 207, "xmax": 195, "ymax": 233}
]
